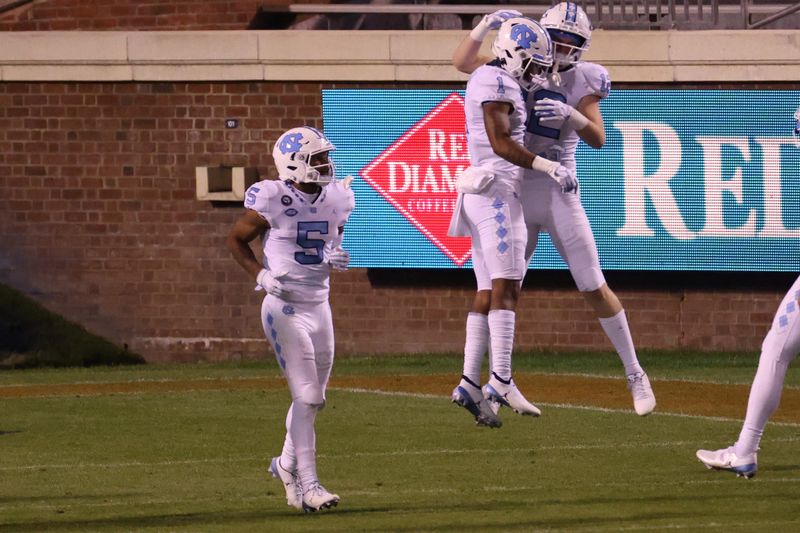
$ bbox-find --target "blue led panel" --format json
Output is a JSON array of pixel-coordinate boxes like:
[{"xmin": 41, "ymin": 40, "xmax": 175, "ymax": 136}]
[{"xmin": 323, "ymin": 89, "xmax": 800, "ymax": 271}]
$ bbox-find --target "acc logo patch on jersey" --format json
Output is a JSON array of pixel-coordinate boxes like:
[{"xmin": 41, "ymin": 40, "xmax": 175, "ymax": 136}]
[
  {"xmin": 284, "ymin": 208, "xmax": 298, "ymax": 217},
  {"xmin": 281, "ymin": 195, "xmax": 292, "ymax": 206}
]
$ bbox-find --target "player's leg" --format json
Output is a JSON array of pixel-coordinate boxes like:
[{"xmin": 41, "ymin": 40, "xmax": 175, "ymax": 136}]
[
  {"xmin": 698, "ymin": 276, "xmax": 800, "ymax": 478},
  {"xmin": 464, "ymin": 192, "xmax": 539, "ymax": 417},
  {"xmin": 452, "ymin": 242, "xmax": 502, "ymax": 427},
  {"xmin": 261, "ymin": 296, "xmax": 330, "ymax": 511},
  {"xmin": 547, "ymin": 187, "xmax": 655, "ymax": 415},
  {"xmin": 302, "ymin": 301, "xmax": 340, "ymax": 510},
  {"xmin": 267, "ymin": 405, "xmax": 302, "ymax": 509}
]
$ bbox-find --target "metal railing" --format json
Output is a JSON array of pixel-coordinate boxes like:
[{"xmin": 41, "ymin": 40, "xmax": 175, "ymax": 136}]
[{"xmin": 254, "ymin": 1, "xmax": 800, "ymax": 31}]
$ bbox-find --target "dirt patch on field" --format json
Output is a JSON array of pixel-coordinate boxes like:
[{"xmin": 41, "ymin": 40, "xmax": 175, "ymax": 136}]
[{"xmin": 1, "ymin": 373, "xmax": 798, "ymax": 424}]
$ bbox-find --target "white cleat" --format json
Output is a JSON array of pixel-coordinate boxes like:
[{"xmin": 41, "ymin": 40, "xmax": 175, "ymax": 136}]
[
  {"xmin": 696, "ymin": 447, "xmax": 758, "ymax": 479},
  {"xmin": 627, "ymin": 371, "xmax": 656, "ymax": 416},
  {"xmin": 302, "ymin": 482, "xmax": 340, "ymax": 513},
  {"xmin": 268, "ymin": 457, "xmax": 302, "ymax": 510},
  {"xmin": 451, "ymin": 384, "xmax": 502, "ymax": 428},
  {"xmin": 483, "ymin": 377, "xmax": 541, "ymax": 417}
]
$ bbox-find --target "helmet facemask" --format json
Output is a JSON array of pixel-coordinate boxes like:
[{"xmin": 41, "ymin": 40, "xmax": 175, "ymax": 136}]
[{"xmin": 548, "ymin": 28, "xmax": 588, "ymax": 71}]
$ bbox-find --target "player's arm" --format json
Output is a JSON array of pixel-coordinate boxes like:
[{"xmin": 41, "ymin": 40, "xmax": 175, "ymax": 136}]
[
  {"xmin": 483, "ymin": 101, "xmax": 537, "ymax": 168},
  {"xmin": 226, "ymin": 209, "xmax": 270, "ymax": 280},
  {"xmin": 574, "ymin": 95, "xmax": 605, "ymax": 149},
  {"xmin": 452, "ymin": 35, "xmax": 492, "ymax": 75},
  {"xmin": 484, "ymin": 101, "xmax": 578, "ymax": 192},
  {"xmin": 452, "ymin": 9, "xmax": 520, "ymax": 74}
]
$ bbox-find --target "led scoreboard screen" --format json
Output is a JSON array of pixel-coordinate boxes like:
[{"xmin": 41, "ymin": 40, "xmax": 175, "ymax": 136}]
[{"xmin": 323, "ymin": 90, "xmax": 800, "ymax": 271}]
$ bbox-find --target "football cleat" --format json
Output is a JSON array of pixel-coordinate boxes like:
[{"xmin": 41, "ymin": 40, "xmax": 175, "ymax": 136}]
[
  {"xmin": 452, "ymin": 384, "xmax": 502, "ymax": 428},
  {"xmin": 626, "ymin": 372, "xmax": 656, "ymax": 416},
  {"xmin": 269, "ymin": 457, "xmax": 303, "ymax": 510},
  {"xmin": 483, "ymin": 377, "xmax": 541, "ymax": 417},
  {"xmin": 696, "ymin": 447, "xmax": 758, "ymax": 479},
  {"xmin": 302, "ymin": 482, "xmax": 340, "ymax": 513}
]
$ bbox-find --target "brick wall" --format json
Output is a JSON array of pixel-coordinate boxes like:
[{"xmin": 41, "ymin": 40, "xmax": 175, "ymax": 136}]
[
  {"xmin": 0, "ymin": 0, "xmax": 298, "ymax": 31},
  {"xmin": 0, "ymin": 80, "xmax": 791, "ymax": 362}
]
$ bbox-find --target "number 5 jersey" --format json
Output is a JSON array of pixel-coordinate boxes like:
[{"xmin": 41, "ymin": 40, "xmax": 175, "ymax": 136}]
[{"xmin": 244, "ymin": 179, "xmax": 355, "ymax": 304}]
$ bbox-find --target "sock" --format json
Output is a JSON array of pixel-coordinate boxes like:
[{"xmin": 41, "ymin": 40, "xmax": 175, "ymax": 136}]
[
  {"xmin": 280, "ymin": 403, "xmax": 297, "ymax": 472},
  {"xmin": 289, "ymin": 401, "xmax": 319, "ymax": 491},
  {"xmin": 734, "ymin": 357, "xmax": 788, "ymax": 457},
  {"xmin": 599, "ymin": 310, "xmax": 643, "ymax": 376},
  {"xmin": 458, "ymin": 375, "xmax": 482, "ymax": 401},
  {"xmin": 488, "ymin": 309, "xmax": 515, "ymax": 382},
  {"xmin": 462, "ymin": 312, "xmax": 489, "ymax": 385}
]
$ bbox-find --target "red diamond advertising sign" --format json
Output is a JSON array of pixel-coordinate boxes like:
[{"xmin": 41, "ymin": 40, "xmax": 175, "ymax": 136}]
[{"xmin": 360, "ymin": 93, "xmax": 472, "ymax": 266}]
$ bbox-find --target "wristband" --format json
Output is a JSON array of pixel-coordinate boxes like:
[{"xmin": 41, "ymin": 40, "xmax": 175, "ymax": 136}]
[
  {"xmin": 469, "ymin": 21, "xmax": 490, "ymax": 42},
  {"xmin": 530, "ymin": 156, "xmax": 557, "ymax": 173},
  {"xmin": 567, "ymin": 109, "xmax": 590, "ymax": 131}
]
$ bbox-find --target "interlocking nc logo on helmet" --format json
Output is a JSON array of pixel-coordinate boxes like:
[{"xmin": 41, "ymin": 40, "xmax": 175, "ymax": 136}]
[
  {"xmin": 279, "ymin": 133, "xmax": 304, "ymax": 155},
  {"xmin": 510, "ymin": 25, "xmax": 538, "ymax": 49}
]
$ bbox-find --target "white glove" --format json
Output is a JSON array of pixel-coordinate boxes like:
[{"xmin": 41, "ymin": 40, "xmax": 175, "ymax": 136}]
[
  {"xmin": 534, "ymin": 98, "xmax": 589, "ymax": 131},
  {"xmin": 531, "ymin": 157, "xmax": 579, "ymax": 194},
  {"xmin": 256, "ymin": 269, "xmax": 292, "ymax": 299},
  {"xmin": 470, "ymin": 9, "xmax": 522, "ymax": 41},
  {"xmin": 327, "ymin": 246, "xmax": 350, "ymax": 272}
]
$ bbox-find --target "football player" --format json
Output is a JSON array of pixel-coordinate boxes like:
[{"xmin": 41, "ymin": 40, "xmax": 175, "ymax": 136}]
[
  {"xmin": 226, "ymin": 126, "xmax": 354, "ymax": 512},
  {"xmin": 695, "ymin": 107, "xmax": 800, "ymax": 479},
  {"xmin": 451, "ymin": 3, "xmax": 656, "ymax": 418},
  {"xmin": 448, "ymin": 15, "xmax": 575, "ymax": 427}
]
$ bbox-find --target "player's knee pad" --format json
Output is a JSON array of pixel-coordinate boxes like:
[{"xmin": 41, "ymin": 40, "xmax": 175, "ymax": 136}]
[
  {"xmin": 295, "ymin": 383, "xmax": 325, "ymax": 409},
  {"xmin": 574, "ymin": 266, "xmax": 605, "ymax": 293}
]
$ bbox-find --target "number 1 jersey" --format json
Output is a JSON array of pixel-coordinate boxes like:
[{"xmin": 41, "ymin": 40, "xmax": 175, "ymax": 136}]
[{"xmin": 244, "ymin": 179, "xmax": 355, "ymax": 304}]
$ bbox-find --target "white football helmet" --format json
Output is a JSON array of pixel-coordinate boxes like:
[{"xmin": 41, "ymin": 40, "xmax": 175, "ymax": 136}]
[
  {"xmin": 540, "ymin": 2, "xmax": 592, "ymax": 70},
  {"xmin": 272, "ymin": 126, "xmax": 336, "ymax": 184},
  {"xmin": 491, "ymin": 17, "xmax": 553, "ymax": 91}
]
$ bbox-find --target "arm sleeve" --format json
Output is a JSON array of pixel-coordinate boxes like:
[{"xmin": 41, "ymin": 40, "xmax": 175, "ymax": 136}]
[
  {"xmin": 582, "ymin": 63, "xmax": 611, "ymax": 100},
  {"xmin": 469, "ymin": 68, "xmax": 519, "ymax": 107},
  {"xmin": 243, "ymin": 181, "xmax": 276, "ymax": 226}
]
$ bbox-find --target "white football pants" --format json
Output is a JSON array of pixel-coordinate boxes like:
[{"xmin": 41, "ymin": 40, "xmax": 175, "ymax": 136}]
[
  {"xmin": 463, "ymin": 188, "xmax": 526, "ymax": 286},
  {"xmin": 260, "ymin": 294, "xmax": 334, "ymax": 487},
  {"xmin": 521, "ymin": 176, "xmax": 606, "ymax": 292}
]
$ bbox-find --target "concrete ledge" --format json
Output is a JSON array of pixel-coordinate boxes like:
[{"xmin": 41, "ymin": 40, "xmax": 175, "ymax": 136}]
[
  {"xmin": 129, "ymin": 32, "xmax": 260, "ymax": 63},
  {"xmin": 0, "ymin": 29, "xmax": 799, "ymax": 82}
]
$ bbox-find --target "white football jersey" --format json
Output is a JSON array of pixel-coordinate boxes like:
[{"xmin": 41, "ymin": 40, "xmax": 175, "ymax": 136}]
[
  {"xmin": 244, "ymin": 179, "xmax": 355, "ymax": 304},
  {"xmin": 464, "ymin": 61, "xmax": 528, "ymax": 193},
  {"xmin": 524, "ymin": 61, "xmax": 610, "ymax": 173}
]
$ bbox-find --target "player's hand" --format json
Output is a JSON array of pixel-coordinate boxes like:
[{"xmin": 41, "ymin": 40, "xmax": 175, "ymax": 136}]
[
  {"xmin": 256, "ymin": 269, "xmax": 292, "ymax": 299},
  {"xmin": 471, "ymin": 9, "xmax": 521, "ymax": 41},
  {"xmin": 534, "ymin": 98, "xmax": 574, "ymax": 125},
  {"xmin": 327, "ymin": 246, "xmax": 350, "ymax": 272},
  {"xmin": 532, "ymin": 156, "xmax": 578, "ymax": 194},
  {"xmin": 553, "ymin": 165, "xmax": 579, "ymax": 194},
  {"xmin": 535, "ymin": 98, "xmax": 590, "ymax": 131}
]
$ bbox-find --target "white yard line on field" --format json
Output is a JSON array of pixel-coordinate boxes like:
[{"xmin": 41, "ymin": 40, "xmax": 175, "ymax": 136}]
[{"xmin": 330, "ymin": 386, "xmax": 800, "ymax": 428}]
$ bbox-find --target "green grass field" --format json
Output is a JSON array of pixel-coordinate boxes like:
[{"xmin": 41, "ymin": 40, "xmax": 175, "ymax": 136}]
[{"xmin": 1, "ymin": 352, "xmax": 799, "ymax": 532}]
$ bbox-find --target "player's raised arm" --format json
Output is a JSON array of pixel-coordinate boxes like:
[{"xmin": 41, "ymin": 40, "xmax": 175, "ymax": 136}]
[{"xmin": 452, "ymin": 10, "xmax": 520, "ymax": 74}]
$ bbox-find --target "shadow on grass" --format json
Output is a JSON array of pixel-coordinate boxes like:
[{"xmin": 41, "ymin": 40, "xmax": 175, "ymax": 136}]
[{"xmin": 0, "ymin": 505, "xmax": 395, "ymax": 533}]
